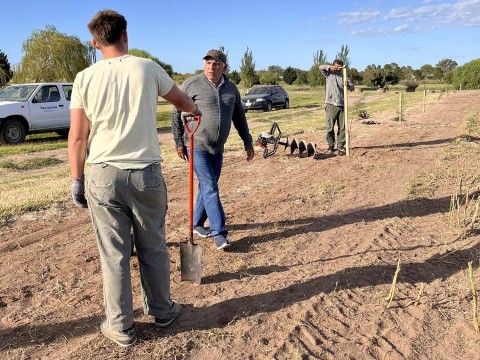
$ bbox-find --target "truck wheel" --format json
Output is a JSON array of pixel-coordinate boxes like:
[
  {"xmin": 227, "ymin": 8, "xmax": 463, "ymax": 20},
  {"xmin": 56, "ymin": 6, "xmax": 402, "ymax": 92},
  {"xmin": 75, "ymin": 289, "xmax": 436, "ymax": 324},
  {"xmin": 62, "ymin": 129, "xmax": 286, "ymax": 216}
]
[{"xmin": 0, "ymin": 119, "xmax": 27, "ymax": 145}]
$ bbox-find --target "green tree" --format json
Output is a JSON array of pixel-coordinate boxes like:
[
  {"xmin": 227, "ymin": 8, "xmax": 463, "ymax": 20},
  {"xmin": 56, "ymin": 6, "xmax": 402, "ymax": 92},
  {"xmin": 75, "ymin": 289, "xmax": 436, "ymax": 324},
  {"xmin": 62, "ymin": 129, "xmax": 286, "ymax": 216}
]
[
  {"xmin": 436, "ymin": 58, "xmax": 457, "ymax": 82},
  {"xmin": 383, "ymin": 63, "xmax": 401, "ymax": 85},
  {"xmin": 128, "ymin": 48, "xmax": 173, "ymax": 77},
  {"xmin": 336, "ymin": 44, "xmax": 351, "ymax": 69},
  {"xmin": 453, "ymin": 58, "xmax": 480, "ymax": 90},
  {"xmin": 400, "ymin": 65, "xmax": 414, "ymax": 80},
  {"xmin": 444, "ymin": 71, "xmax": 454, "ymax": 85},
  {"xmin": 228, "ymin": 70, "xmax": 241, "ymax": 85},
  {"xmin": 412, "ymin": 69, "xmax": 423, "ymax": 80},
  {"xmin": 219, "ymin": 46, "xmax": 230, "ymax": 74},
  {"xmin": 419, "ymin": 64, "xmax": 435, "ymax": 79},
  {"xmin": 294, "ymin": 70, "xmax": 308, "ymax": 85},
  {"xmin": 349, "ymin": 67, "xmax": 362, "ymax": 84},
  {"xmin": 267, "ymin": 65, "xmax": 283, "ymax": 77},
  {"xmin": 308, "ymin": 65, "xmax": 324, "ymax": 87},
  {"xmin": 84, "ymin": 41, "xmax": 96, "ymax": 65},
  {"xmin": 361, "ymin": 64, "xmax": 399, "ymax": 88},
  {"xmin": 436, "ymin": 58, "xmax": 458, "ymax": 73},
  {"xmin": 240, "ymin": 47, "xmax": 257, "ymax": 88},
  {"xmin": 283, "ymin": 66, "xmax": 297, "ymax": 85},
  {"xmin": 13, "ymin": 25, "xmax": 91, "ymax": 83},
  {"xmin": 308, "ymin": 50, "xmax": 328, "ymax": 87},
  {"xmin": 433, "ymin": 67, "xmax": 444, "ymax": 80},
  {"xmin": 313, "ymin": 50, "xmax": 327, "ymax": 66},
  {"xmin": 362, "ymin": 64, "xmax": 383, "ymax": 87},
  {"xmin": 259, "ymin": 72, "xmax": 279, "ymax": 85},
  {"xmin": 0, "ymin": 50, "xmax": 13, "ymax": 87}
]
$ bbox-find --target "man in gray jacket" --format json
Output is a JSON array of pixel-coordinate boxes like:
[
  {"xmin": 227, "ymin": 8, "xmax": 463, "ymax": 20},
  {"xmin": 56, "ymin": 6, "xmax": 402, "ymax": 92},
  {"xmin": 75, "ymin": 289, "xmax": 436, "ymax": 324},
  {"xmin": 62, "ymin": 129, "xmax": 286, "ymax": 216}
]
[
  {"xmin": 172, "ymin": 49, "xmax": 254, "ymax": 250},
  {"xmin": 319, "ymin": 59, "xmax": 355, "ymax": 155}
]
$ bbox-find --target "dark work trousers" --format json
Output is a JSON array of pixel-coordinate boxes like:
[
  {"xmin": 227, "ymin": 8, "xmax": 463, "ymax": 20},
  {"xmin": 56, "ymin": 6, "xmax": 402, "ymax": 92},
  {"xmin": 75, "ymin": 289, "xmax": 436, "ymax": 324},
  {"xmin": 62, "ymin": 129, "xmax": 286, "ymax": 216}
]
[{"xmin": 325, "ymin": 103, "xmax": 345, "ymax": 149}]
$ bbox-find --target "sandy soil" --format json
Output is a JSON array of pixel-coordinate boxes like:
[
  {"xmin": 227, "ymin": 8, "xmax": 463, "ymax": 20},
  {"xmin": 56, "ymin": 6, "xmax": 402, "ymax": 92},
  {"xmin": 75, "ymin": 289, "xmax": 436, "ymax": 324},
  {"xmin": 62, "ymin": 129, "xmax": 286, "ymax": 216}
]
[{"xmin": 1, "ymin": 90, "xmax": 480, "ymax": 359}]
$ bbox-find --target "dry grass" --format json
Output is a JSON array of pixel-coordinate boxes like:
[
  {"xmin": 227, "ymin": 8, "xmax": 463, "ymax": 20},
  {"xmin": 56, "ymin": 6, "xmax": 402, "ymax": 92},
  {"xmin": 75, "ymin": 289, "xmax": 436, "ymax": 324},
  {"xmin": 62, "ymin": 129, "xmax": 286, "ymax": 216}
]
[
  {"xmin": 0, "ymin": 166, "xmax": 70, "ymax": 221},
  {"xmin": 0, "ymin": 89, "xmax": 476, "ymax": 226},
  {"xmin": 385, "ymin": 259, "xmax": 401, "ymax": 308}
]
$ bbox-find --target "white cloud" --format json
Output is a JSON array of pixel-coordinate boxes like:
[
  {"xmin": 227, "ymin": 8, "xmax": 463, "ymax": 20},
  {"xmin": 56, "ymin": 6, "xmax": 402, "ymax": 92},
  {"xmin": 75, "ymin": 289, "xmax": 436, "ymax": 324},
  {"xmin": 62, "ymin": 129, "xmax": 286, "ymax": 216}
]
[
  {"xmin": 449, "ymin": 0, "xmax": 480, "ymax": 26},
  {"xmin": 340, "ymin": 0, "xmax": 480, "ymax": 36},
  {"xmin": 392, "ymin": 24, "xmax": 409, "ymax": 32},
  {"xmin": 384, "ymin": 8, "xmax": 413, "ymax": 20},
  {"xmin": 338, "ymin": 10, "xmax": 381, "ymax": 25}
]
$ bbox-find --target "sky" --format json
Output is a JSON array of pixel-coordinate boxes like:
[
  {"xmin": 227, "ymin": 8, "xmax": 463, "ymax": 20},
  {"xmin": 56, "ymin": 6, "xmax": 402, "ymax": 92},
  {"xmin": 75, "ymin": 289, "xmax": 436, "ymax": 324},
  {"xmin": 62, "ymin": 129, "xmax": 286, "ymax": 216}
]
[{"xmin": 1, "ymin": 0, "xmax": 479, "ymax": 74}]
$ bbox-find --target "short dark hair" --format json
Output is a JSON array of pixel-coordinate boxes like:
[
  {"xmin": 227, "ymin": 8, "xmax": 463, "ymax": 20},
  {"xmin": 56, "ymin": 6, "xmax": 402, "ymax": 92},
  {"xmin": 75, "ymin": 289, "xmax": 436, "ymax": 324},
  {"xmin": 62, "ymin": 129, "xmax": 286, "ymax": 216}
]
[
  {"xmin": 333, "ymin": 59, "xmax": 344, "ymax": 66},
  {"xmin": 87, "ymin": 10, "xmax": 127, "ymax": 47}
]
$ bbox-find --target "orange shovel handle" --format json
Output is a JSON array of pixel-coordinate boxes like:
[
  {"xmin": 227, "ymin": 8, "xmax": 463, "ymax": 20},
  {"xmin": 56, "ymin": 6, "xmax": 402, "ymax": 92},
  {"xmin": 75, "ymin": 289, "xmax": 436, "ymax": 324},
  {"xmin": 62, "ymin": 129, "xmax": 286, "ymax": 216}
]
[{"xmin": 183, "ymin": 115, "xmax": 201, "ymax": 243}]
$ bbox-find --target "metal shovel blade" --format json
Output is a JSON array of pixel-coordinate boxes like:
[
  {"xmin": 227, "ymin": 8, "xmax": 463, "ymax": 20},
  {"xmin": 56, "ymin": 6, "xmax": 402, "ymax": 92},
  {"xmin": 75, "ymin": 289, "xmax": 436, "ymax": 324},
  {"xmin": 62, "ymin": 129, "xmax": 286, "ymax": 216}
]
[{"xmin": 180, "ymin": 240, "xmax": 202, "ymax": 284}]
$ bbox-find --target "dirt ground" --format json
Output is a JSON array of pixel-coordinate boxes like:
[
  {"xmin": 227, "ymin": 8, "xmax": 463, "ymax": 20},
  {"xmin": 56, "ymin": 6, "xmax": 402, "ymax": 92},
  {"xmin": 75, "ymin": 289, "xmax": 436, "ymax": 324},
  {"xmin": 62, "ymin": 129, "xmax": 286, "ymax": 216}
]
[{"xmin": 1, "ymin": 90, "xmax": 480, "ymax": 359}]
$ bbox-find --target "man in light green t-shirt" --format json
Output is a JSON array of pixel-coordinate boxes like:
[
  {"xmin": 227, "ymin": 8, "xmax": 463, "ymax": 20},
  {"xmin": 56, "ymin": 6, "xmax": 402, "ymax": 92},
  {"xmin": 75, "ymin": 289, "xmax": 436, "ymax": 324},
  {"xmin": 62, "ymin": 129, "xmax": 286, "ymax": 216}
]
[{"xmin": 68, "ymin": 9, "xmax": 200, "ymax": 348}]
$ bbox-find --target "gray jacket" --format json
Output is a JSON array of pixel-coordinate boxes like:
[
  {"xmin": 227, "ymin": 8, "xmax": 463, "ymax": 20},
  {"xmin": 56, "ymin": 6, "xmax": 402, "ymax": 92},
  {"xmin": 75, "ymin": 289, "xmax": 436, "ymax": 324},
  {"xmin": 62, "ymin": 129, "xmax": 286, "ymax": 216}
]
[
  {"xmin": 319, "ymin": 65, "xmax": 355, "ymax": 107},
  {"xmin": 172, "ymin": 74, "xmax": 253, "ymax": 154}
]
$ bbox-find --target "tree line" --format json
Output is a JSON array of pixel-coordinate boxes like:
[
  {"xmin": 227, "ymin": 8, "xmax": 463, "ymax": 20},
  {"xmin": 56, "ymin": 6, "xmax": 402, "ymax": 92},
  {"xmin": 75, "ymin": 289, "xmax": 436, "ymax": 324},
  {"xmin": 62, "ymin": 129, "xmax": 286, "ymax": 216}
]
[{"xmin": 1, "ymin": 26, "xmax": 479, "ymax": 90}]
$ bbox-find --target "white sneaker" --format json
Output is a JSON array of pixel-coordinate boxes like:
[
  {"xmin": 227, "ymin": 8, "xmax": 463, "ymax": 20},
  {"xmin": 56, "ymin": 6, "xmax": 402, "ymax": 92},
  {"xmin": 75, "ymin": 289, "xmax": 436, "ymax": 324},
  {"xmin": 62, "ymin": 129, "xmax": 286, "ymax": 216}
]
[
  {"xmin": 214, "ymin": 235, "xmax": 231, "ymax": 250},
  {"xmin": 193, "ymin": 226, "xmax": 212, "ymax": 238}
]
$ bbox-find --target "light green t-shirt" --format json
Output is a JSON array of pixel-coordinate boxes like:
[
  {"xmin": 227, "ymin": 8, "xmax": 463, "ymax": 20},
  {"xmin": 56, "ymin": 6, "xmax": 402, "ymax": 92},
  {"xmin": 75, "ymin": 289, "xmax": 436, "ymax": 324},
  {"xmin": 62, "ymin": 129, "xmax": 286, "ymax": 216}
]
[{"xmin": 70, "ymin": 54, "xmax": 174, "ymax": 169}]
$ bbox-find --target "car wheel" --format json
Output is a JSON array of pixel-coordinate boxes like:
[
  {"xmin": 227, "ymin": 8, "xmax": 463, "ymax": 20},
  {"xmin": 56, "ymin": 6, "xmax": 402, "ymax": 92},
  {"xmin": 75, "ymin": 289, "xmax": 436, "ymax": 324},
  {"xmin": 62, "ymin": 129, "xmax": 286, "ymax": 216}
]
[
  {"xmin": 0, "ymin": 119, "xmax": 27, "ymax": 145},
  {"xmin": 284, "ymin": 99, "xmax": 289, "ymax": 109},
  {"xmin": 265, "ymin": 101, "xmax": 272, "ymax": 112}
]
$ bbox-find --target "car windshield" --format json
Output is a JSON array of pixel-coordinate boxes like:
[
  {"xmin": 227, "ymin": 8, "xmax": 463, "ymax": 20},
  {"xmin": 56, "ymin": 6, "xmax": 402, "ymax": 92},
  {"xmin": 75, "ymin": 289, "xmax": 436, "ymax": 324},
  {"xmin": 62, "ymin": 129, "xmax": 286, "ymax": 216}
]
[
  {"xmin": 248, "ymin": 87, "xmax": 272, "ymax": 95},
  {"xmin": 0, "ymin": 85, "xmax": 38, "ymax": 102}
]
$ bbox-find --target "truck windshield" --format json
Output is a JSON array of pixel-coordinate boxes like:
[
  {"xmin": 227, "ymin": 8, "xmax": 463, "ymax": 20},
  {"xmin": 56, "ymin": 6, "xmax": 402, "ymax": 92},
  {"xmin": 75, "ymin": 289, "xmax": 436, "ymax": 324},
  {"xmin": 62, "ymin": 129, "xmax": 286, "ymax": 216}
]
[{"xmin": 0, "ymin": 85, "xmax": 38, "ymax": 102}]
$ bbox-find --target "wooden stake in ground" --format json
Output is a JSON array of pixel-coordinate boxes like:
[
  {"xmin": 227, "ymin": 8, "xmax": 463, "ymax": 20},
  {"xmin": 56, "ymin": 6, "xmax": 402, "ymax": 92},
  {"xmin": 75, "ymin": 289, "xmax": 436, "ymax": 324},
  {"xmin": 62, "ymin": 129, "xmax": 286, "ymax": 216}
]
[
  {"xmin": 423, "ymin": 89, "xmax": 426, "ymax": 113},
  {"xmin": 386, "ymin": 259, "xmax": 401, "ymax": 308},
  {"xmin": 399, "ymin": 92, "xmax": 403, "ymax": 122},
  {"xmin": 467, "ymin": 261, "xmax": 479, "ymax": 332},
  {"xmin": 343, "ymin": 67, "xmax": 350, "ymax": 157}
]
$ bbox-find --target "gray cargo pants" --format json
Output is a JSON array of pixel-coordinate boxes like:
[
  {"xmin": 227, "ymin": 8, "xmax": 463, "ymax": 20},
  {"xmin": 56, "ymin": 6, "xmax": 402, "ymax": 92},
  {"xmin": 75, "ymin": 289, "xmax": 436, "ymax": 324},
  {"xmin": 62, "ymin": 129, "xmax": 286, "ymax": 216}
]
[
  {"xmin": 86, "ymin": 163, "xmax": 173, "ymax": 332},
  {"xmin": 325, "ymin": 103, "xmax": 345, "ymax": 149}
]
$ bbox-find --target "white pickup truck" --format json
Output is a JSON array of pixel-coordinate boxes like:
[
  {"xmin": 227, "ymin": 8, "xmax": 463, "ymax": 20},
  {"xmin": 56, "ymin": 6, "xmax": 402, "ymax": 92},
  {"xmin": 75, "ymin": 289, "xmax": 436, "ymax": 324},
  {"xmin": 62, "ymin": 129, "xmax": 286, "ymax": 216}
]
[{"xmin": 0, "ymin": 82, "xmax": 73, "ymax": 145}]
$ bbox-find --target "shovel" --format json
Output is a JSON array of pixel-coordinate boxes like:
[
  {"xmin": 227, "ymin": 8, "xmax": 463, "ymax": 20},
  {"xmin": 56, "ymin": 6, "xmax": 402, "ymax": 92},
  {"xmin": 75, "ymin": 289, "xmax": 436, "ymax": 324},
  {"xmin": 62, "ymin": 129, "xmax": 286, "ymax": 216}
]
[{"xmin": 180, "ymin": 115, "xmax": 203, "ymax": 284}]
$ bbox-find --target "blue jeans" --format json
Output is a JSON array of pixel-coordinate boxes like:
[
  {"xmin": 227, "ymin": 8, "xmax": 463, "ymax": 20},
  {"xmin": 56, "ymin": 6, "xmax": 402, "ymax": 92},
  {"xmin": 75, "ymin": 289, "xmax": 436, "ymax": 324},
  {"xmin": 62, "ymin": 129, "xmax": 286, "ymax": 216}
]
[
  {"xmin": 192, "ymin": 149, "xmax": 226, "ymax": 237},
  {"xmin": 86, "ymin": 163, "xmax": 176, "ymax": 331}
]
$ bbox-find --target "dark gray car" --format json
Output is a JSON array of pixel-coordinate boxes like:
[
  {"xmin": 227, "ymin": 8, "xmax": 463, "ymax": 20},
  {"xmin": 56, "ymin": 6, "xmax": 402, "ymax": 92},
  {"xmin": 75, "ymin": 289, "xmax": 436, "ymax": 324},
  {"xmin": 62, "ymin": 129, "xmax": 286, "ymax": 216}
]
[{"xmin": 241, "ymin": 85, "xmax": 289, "ymax": 112}]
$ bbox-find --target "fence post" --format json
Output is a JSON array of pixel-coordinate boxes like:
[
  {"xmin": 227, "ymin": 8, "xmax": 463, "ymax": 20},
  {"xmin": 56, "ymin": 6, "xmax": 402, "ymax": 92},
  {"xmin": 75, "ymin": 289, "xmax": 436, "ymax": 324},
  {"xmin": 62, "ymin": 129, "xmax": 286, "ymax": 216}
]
[
  {"xmin": 399, "ymin": 92, "xmax": 402, "ymax": 122},
  {"xmin": 343, "ymin": 67, "xmax": 350, "ymax": 157},
  {"xmin": 423, "ymin": 89, "xmax": 426, "ymax": 113}
]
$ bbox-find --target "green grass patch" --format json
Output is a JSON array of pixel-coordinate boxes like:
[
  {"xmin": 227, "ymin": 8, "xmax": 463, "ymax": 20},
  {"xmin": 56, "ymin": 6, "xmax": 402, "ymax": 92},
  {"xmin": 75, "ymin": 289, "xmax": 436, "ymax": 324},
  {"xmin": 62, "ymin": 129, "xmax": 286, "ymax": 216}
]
[
  {"xmin": 0, "ymin": 160, "xmax": 16, "ymax": 169},
  {"xmin": 0, "ymin": 157, "xmax": 63, "ymax": 170},
  {"xmin": 0, "ymin": 139, "xmax": 67, "ymax": 157},
  {"xmin": 157, "ymin": 99, "xmax": 174, "ymax": 131}
]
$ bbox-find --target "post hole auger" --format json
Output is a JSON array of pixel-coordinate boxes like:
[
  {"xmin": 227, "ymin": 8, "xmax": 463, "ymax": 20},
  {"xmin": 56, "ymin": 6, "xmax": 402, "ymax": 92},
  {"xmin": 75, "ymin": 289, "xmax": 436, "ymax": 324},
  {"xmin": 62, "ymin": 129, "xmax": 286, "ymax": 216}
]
[
  {"xmin": 257, "ymin": 122, "xmax": 316, "ymax": 159},
  {"xmin": 257, "ymin": 122, "xmax": 290, "ymax": 158}
]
